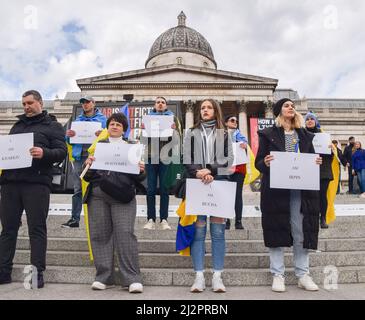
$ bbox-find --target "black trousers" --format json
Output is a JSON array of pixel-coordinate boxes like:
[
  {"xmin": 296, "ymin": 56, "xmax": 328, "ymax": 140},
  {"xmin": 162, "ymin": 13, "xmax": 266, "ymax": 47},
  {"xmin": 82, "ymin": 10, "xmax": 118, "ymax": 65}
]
[
  {"xmin": 0, "ymin": 183, "xmax": 50, "ymax": 274},
  {"xmin": 319, "ymin": 179, "xmax": 330, "ymax": 220},
  {"xmin": 230, "ymin": 172, "xmax": 245, "ymax": 222}
]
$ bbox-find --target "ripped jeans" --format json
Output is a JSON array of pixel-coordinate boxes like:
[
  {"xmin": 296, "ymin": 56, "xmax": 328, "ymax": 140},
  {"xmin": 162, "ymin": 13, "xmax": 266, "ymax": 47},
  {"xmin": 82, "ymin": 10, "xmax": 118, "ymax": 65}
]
[{"xmin": 190, "ymin": 215, "xmax": 226, "ymax": 272}]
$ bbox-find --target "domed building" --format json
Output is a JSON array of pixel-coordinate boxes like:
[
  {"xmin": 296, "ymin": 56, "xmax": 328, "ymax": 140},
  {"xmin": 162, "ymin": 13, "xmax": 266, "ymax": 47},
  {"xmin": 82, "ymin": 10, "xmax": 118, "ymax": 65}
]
[{"xmin": 76, "ymin": 11, "xmax": 279, "ymax": 137}]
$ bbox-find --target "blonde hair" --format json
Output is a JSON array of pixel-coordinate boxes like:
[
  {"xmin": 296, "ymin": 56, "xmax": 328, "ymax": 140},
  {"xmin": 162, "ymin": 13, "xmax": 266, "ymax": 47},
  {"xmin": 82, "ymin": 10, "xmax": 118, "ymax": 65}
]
[{"xmin": 275, "ymin": 111, "xmax": 304, "ymax": 129}]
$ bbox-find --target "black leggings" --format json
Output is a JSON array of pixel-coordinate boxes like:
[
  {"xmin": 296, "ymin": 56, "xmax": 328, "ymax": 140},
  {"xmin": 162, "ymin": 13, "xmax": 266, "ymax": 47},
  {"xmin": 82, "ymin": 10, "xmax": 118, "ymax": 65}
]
[{"xmin": 320, "ymin": 179, "xmax": 331, "ymax": 219}]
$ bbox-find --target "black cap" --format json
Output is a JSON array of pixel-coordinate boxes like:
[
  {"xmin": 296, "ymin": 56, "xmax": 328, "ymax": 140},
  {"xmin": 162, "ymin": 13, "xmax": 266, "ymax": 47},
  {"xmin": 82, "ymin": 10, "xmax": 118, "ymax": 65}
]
[{"xmin": 273, "ymin": 98, "xmax": 292, "ymax": 117}]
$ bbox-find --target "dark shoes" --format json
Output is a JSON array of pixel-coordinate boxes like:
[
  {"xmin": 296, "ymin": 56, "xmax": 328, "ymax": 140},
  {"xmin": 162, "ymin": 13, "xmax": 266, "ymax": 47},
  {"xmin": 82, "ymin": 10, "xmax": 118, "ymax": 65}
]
[
  {"xmin": 0, "ymin": 272, "xmax": 12, "ymax": 285},
  {"xmin": 225, "ymin": 219, "xmax": 231, "ymax": 230},
  {"xmin": 235, "ymin": 220, "xmax": 244, "ymax": 230},
  {"xmin": 320, "ymin": 216, "xmax": 329, "ymax": 229},
  {"xmin": 61, "ymin": 219, "xmax": 79, "ymax": 228},
  {"xmin": 36, "ymin": 272, "xmax": 45, "ymax": 289},
  {"xmin": 226, "ymin": 219, "xmax": 244, "ymax": 230}
]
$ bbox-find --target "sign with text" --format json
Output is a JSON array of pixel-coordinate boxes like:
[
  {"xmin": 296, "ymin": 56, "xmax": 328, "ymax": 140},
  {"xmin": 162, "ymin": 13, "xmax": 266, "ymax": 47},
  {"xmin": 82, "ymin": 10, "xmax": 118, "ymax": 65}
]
[
  {"xmin": 0, "ymin": 133, "xmax": 33, "ymax": 170},
  {"xmin": 142, "ymin": 115, "xmax": 174, "ymax": 138},
  {"xmin": 232, "ymin": 142, "xmax": 248, "ymax": 166},
  {"xmin": 313, "ymin": 133, "xmax": 332, "ymax": 155},
  {"xmin": 185, "ymin": 179, "xmax": 236, "ymax": 218},
  {"xmin": 92, "ymin": 143, "xmax": 143, "ymax": 174},
  {"xmin": 270, "ymin": 151, "xmax": 319, "ymax": 190},
  {"xmin": 70, "ymin": 121, "xmax": 102, "ymax": 144}
]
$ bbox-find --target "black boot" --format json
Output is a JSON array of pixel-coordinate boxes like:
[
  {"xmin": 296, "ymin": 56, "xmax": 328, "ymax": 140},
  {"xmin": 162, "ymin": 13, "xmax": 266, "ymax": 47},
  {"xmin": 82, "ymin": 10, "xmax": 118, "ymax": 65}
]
[
  {"xmin": 235, "ymin": 220, "xmax": 244, "ymax": 230},
  {"xmin": 320, "ymin": 215, "xmax": 329, "ymax": 229},
  {"xmin": 225, "ymin": 219, "xmax": 231, "ymax": 230}
]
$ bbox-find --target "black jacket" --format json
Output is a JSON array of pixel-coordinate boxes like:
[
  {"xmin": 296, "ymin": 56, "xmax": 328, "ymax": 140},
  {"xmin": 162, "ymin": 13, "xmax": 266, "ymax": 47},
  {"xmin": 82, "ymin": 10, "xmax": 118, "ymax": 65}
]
[
  {"xmin": 343, "ymin": 144, "xmax": 355, "ymax": 166},
  {"xmin": 82, "ymin": 139, "xmax": 146, "ymax": 203},
  {"xmin": 0, "ymin": 111, "xmax": 67, "ymax": 188},
  {"xmin": 255, "ymin": 126, "xmax": 320, "ymax": 249}
]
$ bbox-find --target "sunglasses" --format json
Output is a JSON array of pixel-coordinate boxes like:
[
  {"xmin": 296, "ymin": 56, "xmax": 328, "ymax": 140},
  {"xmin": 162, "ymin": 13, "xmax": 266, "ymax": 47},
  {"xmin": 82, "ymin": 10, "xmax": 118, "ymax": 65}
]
[{"xmin": 228, "ymin": 119, "xmax": 237, "ymax": 123}]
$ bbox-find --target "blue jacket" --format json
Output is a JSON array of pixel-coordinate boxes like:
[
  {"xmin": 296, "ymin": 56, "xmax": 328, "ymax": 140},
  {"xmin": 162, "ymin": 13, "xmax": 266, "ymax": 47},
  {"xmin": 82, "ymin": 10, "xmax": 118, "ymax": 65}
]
[
  {"xmin": 232, "ymin": 129, "xmax": 248, "ymax": 144},
  {"xmin": 352, "ymin": 149, "xmax": 365, "ymax": 171},
  {"xmin": 67, "ymin": 109, "xmax": 107, "ymax": 161}
]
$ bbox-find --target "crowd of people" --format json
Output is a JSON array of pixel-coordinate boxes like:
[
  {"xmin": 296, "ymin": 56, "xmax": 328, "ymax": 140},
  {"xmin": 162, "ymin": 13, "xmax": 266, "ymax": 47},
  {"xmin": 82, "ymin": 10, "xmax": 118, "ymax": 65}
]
[{"xmin": 0, "ymin": 91, "xmax": 364, "ymax": 293}]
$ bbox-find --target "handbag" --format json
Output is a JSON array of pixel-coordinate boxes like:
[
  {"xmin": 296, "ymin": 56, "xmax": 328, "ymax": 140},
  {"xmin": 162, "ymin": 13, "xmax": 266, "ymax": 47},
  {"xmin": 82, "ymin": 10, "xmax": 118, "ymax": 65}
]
[
  {"xmin": 99, "ymin": 171, "xmax": 135, "ymax": 203},
  {"xmin": 172, "ymin": 177, "xmax": 186, "ymax": 199}
]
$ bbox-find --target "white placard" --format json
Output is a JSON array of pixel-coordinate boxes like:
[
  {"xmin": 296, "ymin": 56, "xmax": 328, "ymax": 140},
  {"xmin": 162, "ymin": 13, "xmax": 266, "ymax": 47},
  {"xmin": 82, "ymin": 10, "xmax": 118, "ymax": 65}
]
[
  {"xmin": 270, "ymin": 151, "xmax": 319, "ymax": 190},
  {"xmin": 92, "ymin": 143, "xmax": 143, "ymax": 174},
  {"xmin": 0, "ymin": 133, "xmax": 33, "ymax": 170},
  {"xmin": 232, "ymin": 142, "xmax": 248, "ymax": 166},
  {"xmin": 70, "ymin": 121, "xmax": 102, "ymax": 144},
  {"xmin": 185, "ymin": 179, "xmax": 236, "ymax": 218},
  {"xmin": 312, "ymin": 133, "xmax": 332, "ymax": 155},
  {"xmin": 142, "ymin": 115, "xmax": 174, "ymax": 138}
]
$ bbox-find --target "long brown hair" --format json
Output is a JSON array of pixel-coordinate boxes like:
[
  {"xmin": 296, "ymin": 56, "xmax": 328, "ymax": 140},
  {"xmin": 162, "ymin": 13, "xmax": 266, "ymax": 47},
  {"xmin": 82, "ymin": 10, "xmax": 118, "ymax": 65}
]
[{"xmin": 192, "ymin": 99, "xmax": 225, "ymax": 129}]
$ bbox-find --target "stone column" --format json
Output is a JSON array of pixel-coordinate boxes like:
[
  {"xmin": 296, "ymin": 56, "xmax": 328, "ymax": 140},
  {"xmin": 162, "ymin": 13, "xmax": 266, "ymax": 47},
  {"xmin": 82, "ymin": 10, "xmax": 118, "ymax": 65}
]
[
  {"xmin": 264, "ymin": 100, "xmax": 274, "ymax": 118},
  {"xmin": 185, "ymin": 100, "xmax": 195, "ymax": 130},
  {"xmin": 238, "ymin": 100, "xmax": 249, "ymax": 138}
]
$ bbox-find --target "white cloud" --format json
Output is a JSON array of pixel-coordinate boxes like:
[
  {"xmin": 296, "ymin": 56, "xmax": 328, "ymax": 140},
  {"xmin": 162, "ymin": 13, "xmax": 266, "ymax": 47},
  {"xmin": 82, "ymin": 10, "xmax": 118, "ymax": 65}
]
[{"xmin": 0, "ymin": 0, "xmax": 364, "ymax": 100}]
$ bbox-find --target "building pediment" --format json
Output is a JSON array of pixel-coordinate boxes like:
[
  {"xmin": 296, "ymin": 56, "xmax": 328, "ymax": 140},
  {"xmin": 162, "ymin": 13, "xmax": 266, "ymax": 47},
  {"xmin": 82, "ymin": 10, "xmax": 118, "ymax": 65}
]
[{"xmin": 77, "ymin": 64, "xmax": 278, "ymax": 90}]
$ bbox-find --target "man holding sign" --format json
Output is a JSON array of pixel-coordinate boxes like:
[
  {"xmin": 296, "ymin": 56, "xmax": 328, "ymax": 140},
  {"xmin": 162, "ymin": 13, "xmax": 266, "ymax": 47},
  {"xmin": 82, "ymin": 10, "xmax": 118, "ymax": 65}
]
[
  {"xmin": 0, "ymin": 90, "xmax": 67, "ymax": 288},
  {"xmin": 62, "ymin": 95, "xmax": 107, "ymax": 229},
  {"xmin": 255, "ymin": 98, "xmax": 322, "ymax": 293}
]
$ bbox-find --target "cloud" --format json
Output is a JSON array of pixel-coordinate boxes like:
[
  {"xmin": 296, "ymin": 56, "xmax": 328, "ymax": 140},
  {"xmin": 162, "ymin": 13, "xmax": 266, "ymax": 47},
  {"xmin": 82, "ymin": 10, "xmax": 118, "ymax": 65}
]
[{"xmin": 0, "ymin": 0, "xmax": 364, "ymax": 100}]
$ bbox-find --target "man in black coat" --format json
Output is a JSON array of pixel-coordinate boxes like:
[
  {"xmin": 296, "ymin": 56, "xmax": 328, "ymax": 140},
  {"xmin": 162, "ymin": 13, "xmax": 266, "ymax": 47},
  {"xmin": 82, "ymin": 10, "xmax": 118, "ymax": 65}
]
[
  {"xmin": 0, "ymin": 90, "xmax": 67, "ymax": 288},
  {"xmin": 343, "ymin": 136, "xmax": 356, "ymax": 194}
]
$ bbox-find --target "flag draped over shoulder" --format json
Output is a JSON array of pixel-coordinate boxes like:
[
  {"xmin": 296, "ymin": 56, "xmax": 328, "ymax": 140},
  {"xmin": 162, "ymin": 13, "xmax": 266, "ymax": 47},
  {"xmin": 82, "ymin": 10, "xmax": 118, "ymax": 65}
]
[
  {"xmin": 326, "ymin": 145, "xmax": 339, "ymax": 224},
  {"xmin": 80, "ymin": 128, "xmax": 110, "ymax": 262},
  {"xmin": 244, "ymin": 145, "xmax": 261, "ymax": 185},
  {"xmin": 176, "ymin": 200, "xmax": 197, "ymax": 256}
]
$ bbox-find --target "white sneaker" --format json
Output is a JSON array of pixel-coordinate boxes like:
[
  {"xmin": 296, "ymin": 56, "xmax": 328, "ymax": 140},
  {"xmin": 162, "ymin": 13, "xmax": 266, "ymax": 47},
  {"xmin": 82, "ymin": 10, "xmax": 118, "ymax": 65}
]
[
  {"xmin": 298, "ymin": 274, "xmax": 319, "ymax": 291},
  {"xmin": 160, "ymin": 219, "xmax": 171, "ymax": 230},
  {"xmin": 359, "ymin": 193, "xmax": 365, "ymax": 198},
  {"xmin": 144, "ymin": 219, "xmax": 155, "ymax": 230},
  {"xmin": 212, "ymin": 272, "xmax": 226, "ymax": 293},
  {"xmin": 190, "ymin": 273, "xmax": 206, "ymax": 293},
  {"xmin": 129, "ymin": 282, "xmax": 143, "ymax": 293},
  {"xmin": 272, "ymin": 275, "xmax": 286, "ymax": 292},
  {"xmin": 91, "ymin": 281, "xmax": 115, "ymax": 290}
]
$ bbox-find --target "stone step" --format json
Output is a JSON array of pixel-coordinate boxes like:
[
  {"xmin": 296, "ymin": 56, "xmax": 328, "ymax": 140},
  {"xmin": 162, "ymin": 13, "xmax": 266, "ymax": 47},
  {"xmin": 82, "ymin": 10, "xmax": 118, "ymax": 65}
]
[
  {"xmin": 16, "ymin": 237, "xmax": 365, "ymax": 254},
  {"xmin": 17, "ymin": 225, "xmax": 365, "ymax": 240},
  {"xmin": 13, "ymin": 250, "xmax": 365, "ymax": 269},
  {"xmin": 11, "ymin": 265, "xmax": 365, "ymax": 286}
]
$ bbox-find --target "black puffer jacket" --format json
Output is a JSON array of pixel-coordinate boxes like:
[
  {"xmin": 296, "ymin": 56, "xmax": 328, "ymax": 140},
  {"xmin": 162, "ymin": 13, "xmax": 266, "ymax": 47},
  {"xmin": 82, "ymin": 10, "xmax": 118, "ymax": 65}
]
[
  {"xmin": 0, "ymin": 111, "xmax": 67, "ymax": 188},
  {"xmin": 255, "ymin": 126, "xmax": 320, "ymax": 250}
]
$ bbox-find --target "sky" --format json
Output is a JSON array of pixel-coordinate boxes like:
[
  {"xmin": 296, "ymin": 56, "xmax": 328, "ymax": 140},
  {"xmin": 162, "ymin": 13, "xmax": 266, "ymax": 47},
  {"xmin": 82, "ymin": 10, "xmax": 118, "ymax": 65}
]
[{"xmin": 0, "ymin": 0, "xmax": 364, "ymax": 100}]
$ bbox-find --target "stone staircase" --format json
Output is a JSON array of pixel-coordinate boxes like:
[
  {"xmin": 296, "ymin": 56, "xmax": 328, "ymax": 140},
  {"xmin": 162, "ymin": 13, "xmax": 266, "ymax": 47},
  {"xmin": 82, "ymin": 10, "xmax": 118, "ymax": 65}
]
[{"xmin": 9, "ymin": 215, "xmax": 365, "ymax": 287}]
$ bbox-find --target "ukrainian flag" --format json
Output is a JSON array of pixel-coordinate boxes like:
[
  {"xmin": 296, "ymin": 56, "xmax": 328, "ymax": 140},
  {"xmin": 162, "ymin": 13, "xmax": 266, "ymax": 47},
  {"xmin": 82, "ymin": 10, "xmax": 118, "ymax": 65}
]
[
  {"xmin": 244, "ymin": 145, "xmax": 260, "ymax": 185},
  {"xmin": 326, "ymin": 144, "xmax": 339, "ymax": 224},
  {"xmin": 176, "ymin": 200, "xmax": 197, "ymax": 256}
]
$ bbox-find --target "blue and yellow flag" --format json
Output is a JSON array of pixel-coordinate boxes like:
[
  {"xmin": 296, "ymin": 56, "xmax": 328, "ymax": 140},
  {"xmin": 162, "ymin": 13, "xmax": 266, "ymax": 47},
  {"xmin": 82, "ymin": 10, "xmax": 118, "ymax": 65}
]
[
  {"xmin": 244, "ymin": 145, "xmax": 261, "ymax": 185},
  {"xmin": 326, "ymin": 145, "xmax": 339, "ymax": 224},
  {"xmin": 176, "ymin": 200, "xmax": 197, "ymax": 256}
]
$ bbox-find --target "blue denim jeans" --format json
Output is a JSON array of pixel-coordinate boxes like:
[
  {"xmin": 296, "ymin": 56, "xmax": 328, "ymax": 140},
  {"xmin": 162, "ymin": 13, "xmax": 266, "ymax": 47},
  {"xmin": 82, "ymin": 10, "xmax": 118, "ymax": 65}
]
[
  {"xmin": 71, "ymin": 160, "xmax": 83, "ymax": 222},
  {"xmin": 269, "ymin": 190, "xmax": 309, "ymax": 278},
  {"xmin": 356, "ymin": 169, "xmax": 365, "ymax": 193},
  {"xmin": 190, "ymin": 215, "xmax": 226, "ymax": 272},
  {"xmin": 146, "ymin": 163, "xmax": 169, "ymax": 222}
]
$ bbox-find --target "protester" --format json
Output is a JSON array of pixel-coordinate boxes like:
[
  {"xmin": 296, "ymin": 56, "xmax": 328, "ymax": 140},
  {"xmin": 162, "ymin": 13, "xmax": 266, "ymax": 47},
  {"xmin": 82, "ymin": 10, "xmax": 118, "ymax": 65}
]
[
  {"xmin": 352, "ymin": 141, "xmax": 365, "ymax": 198},
  {"xmin": 83, "ymin": 113, "xmax": 145, "ymax": 293},
  {"xmin": 224, "ymin": 115, "xmax": 247, "ymax": 230},
  {"xmin": 142, "ymin": 97, "xmax": 181, "ymax": 230},
  {"xmin": 183, "ymin": 99, "xmax": 233, "ymax": 293},
  {"xmin": 255, "ymin": 98, "xmax": 322, "ymax": 293},
  {"xmin": 343, "ymin": 136, "xmax": 356, "ymax": 194},
  {"xmin": 304, "ymin": 112, "xmax": 334, "ymax": 229},
  {"xmin": 332, "ymin": 140, "xmax": 347, "ymax": 194},
  {"xmin": 0, "ymin": 90, "xmax": 67, "ymax": 288},
  {"xmin": 62, "ymin": 95, "xmax": 106, "ymax": 228}
]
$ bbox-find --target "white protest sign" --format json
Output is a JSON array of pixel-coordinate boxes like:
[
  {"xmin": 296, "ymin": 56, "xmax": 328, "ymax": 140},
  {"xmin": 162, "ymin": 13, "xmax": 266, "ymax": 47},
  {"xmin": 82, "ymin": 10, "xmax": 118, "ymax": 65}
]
[
  {"xmin": 92, "ymin": 143, "xmax": 143, "ymax": 174},
  {"xmin": 142, "ymin": 115, "xmax": 174, "ymax": 138},
  {"xmin": 270, "ymin": 151, "xmax": 319, "ymax": 190},
  {"xmin": 0, "ymin": 133, "xmax": 33, "ymax": 170},
  {"xmin": 313, "ymin": 133, "xmax": 332, "ymax": 155},
  {"xmin": 185, "ymin": 179, "xmax": 236, "ymax": 218},
  {"xmin": 70, "ymin": 121, "xmax": 102, "ymax": 144},
  {"xmin": 232, "ymin": 142, "xmax": 248, "ymax": 166}
]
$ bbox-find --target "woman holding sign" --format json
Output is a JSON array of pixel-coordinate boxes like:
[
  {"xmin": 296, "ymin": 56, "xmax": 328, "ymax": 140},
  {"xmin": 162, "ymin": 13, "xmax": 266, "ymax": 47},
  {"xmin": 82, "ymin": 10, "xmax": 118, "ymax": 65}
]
[
  {"xmin": 304, "ymin": 112, "xmax": 334, "ymax": 229},
  {"xmin": 183, "ymin": 99, "xmax": 233, "ymax": 293},
  {"xmin": 83, "ymin": 113, "xmax": 145, "ymax": 294},
  {"xmin": 255, "ymin": 98, "xmax": 322, "ymax": 293}
]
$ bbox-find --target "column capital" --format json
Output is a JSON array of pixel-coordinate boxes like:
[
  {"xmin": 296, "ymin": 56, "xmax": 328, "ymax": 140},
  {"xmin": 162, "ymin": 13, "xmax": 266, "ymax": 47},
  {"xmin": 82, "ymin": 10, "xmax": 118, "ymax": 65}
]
[
  {"xmin": 184, "ymin": 100, "xmax": 195, "ymax": 113},
  {"xmin": 264, "ymin": 100, "xmax": 274, "ymax": 118},
  {"xmin": 237, "ymin": 100, "xmax": 249, "ymax": 113}
]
